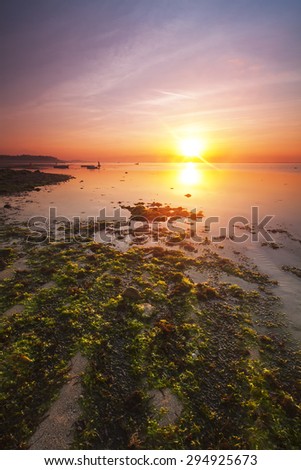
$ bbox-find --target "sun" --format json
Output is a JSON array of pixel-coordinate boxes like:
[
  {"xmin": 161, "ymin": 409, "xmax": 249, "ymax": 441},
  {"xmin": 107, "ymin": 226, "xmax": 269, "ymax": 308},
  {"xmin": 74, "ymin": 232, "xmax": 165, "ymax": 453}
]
[{"xmin": 179, "ymin": 138, "xmax": 205, "ymax": 158}]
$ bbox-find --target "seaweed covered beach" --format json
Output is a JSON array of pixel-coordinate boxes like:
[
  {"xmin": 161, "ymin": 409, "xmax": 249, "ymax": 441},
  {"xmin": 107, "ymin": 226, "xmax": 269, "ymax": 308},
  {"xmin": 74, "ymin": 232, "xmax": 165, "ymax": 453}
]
[
  {"xmin": 2, "ymin": 0, "xmax": 301, "ymax": 458},
  {"xmin": 1, "ymin": 184, "xmax": 300, "ymax": 450}
]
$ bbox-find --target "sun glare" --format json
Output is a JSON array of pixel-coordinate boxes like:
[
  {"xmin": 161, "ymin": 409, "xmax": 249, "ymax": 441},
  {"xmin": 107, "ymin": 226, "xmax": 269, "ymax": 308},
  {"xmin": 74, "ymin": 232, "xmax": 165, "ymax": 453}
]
[
  {"xmin": 179, "ymin": 138, "xmax": 205, "ymax": 158},
  {"xmin": 179, "ymin": 162, "xmax": 202, "ymax": 186}
]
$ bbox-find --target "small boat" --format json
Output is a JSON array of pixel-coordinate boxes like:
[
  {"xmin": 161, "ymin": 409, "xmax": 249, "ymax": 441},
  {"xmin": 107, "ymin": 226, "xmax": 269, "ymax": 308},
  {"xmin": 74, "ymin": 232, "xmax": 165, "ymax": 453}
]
[
  {"xmin": 53, "ymin": 164, "xmax": 69, "ymax": 169},
  {"xmin": 86, "ymin": 162, "xmax": 101, "ymax": 169}
]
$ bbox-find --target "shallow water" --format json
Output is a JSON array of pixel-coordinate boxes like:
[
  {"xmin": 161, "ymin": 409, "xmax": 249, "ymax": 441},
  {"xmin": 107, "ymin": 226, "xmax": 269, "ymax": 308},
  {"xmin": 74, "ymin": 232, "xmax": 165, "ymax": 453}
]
[
  {"xmin": 1, "ymin": 162, "xmax": 301, "ymax": 341},
  {"xmin": 2, "ymin": 162, "xmax": 301, "ymax": 239}
]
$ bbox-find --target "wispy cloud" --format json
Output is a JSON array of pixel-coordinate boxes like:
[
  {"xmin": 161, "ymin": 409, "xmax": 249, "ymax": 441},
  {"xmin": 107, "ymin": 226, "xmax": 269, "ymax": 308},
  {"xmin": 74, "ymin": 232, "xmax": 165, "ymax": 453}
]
[{"xmin": 1, "ymin": 0, "xmax": 301, "ymax": 160}]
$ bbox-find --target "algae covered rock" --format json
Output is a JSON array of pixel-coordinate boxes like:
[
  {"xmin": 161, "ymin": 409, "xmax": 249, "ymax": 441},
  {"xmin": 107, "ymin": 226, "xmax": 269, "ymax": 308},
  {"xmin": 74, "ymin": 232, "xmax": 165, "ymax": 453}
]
[{"xmin": 122, "ymin": 286, "xmax": 141, "ymax": 301}]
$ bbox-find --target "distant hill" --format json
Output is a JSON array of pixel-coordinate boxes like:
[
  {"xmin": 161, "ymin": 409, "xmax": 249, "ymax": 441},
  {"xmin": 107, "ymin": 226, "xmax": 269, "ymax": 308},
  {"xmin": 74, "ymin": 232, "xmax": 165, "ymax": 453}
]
[{"xmin": 0, "ymin": 154, "xmax": 61, "ymax": 167}]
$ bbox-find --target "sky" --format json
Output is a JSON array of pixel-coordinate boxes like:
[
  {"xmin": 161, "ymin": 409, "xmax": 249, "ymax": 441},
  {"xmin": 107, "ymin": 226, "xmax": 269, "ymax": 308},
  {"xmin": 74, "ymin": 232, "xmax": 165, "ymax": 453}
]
[{"xmin": 0, "ymin": 0, "xmax": 301, "ymax": 162}]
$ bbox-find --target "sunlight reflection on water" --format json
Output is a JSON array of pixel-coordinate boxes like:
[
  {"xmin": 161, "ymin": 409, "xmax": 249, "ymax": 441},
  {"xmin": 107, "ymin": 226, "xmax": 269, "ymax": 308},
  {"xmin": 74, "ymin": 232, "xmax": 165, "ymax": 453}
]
[
  {"xmin": 179, "ymin": 162, "xmax": 203, "ymax": 186},
  {"xmin": 2, "ymin": 162, "xmax": 301, "ymax": 238}
]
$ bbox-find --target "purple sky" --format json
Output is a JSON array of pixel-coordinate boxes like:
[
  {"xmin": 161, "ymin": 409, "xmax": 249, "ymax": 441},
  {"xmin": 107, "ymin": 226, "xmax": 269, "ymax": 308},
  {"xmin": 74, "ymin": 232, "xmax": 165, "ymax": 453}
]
[{"xmin": 1, "ymin": 0, "xmax": 301, "ymax": 161}]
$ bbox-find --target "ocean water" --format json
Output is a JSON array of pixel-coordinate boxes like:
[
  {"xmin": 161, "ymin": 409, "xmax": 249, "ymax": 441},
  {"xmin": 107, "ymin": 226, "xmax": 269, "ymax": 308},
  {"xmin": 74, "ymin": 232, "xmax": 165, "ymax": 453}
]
[{"xmin": 3, "ymin": 162, "xmax": 301, "ymax": 238}]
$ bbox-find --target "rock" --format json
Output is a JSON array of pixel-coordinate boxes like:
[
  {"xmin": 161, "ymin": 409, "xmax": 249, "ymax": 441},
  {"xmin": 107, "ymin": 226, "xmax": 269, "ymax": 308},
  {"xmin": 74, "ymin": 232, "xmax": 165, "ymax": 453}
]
[
  {"xmin": 40, "ymin": 281, "xmax": 56, "ymax": 290},
  {"xmin": 3, "ymin": 304, "xmax": 25, "ymax": 318},
  {"xmin": 0, "ymin": 257, "xmax": 29, "ymax": 281},
  {"xmin": 166, "ymin": 234, "xmax": 182, "ymax": 244},
  {"xmin": 183, "ymin": 243, "xmax": 197, "ymax": 252},
  {"xmin": 248, "ymin": 348, "xmax": 260, "ymax": 360},
  {"xmin": 139, "ymin": 303, "xmax": 155, "ymax": 319},
  {"xmin": 132, "ymin": 234, "xmax": 148, "ymax": 244},
  {"xmin": 150, "ymin": 388, "xmax": 183, "ymax": 426},
  {"xmin": 122, "ymin": 286, "xmax": 141, "ymax": 301},
  {"xmin": 184, "ymin": 193, "xmax": 191, "ymax": 198}
]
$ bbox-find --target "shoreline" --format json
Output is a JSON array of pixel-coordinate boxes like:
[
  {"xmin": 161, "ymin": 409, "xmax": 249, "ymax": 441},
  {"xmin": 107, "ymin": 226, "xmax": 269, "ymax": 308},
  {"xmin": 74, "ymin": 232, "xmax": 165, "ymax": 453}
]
[{"xmin": 1, "ymin": 189, "xmax": 301, "ymax": 449}]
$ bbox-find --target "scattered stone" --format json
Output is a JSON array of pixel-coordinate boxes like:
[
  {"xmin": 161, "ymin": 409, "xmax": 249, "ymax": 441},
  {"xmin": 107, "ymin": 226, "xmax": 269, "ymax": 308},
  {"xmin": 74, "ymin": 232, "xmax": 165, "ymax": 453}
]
[
  {"xmin": 184, "ymin": 193, "xmax": 191, "ymax": 198},
  {"xmin": 40, "ymin": 281, "xmax": 56, "ymax": 290},
  {"xmin": 150, "ymin": 388, "xmax": 183, "ymax": 426},
  {"xmin": 139, "ymin": 303, "xmax": 155, "ymax": 319},
  {"xmin": 166, "ymin": 234, "xmax": 183, "ymax": 245},
  {"xmin": 132, "ymin": 235, "xmax": 148, "ymax": 244},
  {"xmin": 261, "ymin": 241, "xmax": 282, "ymax": 249},
  {"xmin": 2, "ymin": 304, "xmax": 24, "ymax": 318},
  {"xmin": 182, "ymin": 243, "xmax": 197, "ymax": 252},
  {"xmin": 122, "ymin": 286, "xmax": 141, "ymax": 301},
  {"xmin": 249, "ymin": 348, "xmax": 260, "ymax": 360},
  {"xmin": 282, "ymin": 265, "xmax": 301, "ymax": 278},
  {"xmin": 0, "ymin": 257, "xmax": 29, "ymax": 280},
  {"xmin": 14, "ymin": 257, "xmax": 29, "ymax": 271}
]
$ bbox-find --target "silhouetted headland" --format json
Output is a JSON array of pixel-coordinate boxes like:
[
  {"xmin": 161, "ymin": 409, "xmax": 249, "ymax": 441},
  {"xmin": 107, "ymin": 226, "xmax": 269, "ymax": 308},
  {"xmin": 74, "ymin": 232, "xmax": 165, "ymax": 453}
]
[
  {"xmin": 0, "ymin": 168, "xmax": 73, "ymax": 195},
  {"xmin": 0, "ymin": 154, "xmax": 62, "ymax": 168}
]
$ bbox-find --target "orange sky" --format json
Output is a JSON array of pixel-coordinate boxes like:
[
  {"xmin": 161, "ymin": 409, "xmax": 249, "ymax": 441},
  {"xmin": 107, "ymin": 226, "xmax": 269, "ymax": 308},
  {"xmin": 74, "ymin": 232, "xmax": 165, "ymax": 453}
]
[{"xmin": 1, "ymin": 1, "xmax": 301, "ymax": 162}]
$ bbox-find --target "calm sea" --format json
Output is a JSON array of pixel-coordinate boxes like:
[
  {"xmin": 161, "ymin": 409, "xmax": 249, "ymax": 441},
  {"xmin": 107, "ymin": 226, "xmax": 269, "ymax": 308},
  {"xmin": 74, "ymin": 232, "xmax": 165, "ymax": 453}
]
[{"xmin": 3, "ymin": 162, "xmax": 301, "ymax": 238}]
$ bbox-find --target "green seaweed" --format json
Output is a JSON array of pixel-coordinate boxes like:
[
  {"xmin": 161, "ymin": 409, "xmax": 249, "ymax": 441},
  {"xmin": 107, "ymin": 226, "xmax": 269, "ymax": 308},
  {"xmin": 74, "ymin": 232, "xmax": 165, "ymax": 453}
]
[{"xmin": 0, "ymin": 235, "xmax": 300, "ymax": 450}]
